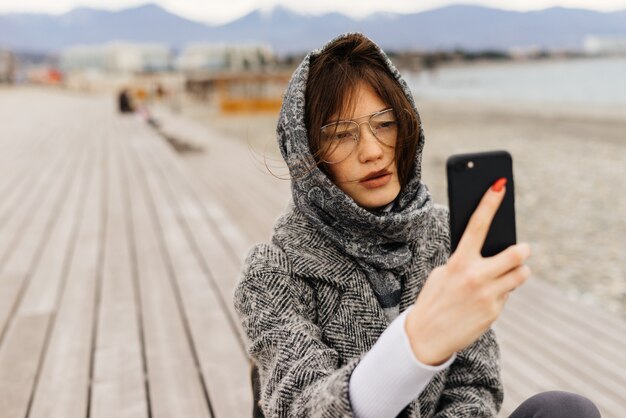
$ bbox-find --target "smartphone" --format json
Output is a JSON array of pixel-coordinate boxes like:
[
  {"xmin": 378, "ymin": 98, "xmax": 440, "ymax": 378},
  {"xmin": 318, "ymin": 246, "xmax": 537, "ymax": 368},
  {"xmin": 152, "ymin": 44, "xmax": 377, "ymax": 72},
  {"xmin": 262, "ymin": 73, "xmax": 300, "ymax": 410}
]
[{"xmin": 446, "ymin": 150, "xmax": 517, "ymax": 257}]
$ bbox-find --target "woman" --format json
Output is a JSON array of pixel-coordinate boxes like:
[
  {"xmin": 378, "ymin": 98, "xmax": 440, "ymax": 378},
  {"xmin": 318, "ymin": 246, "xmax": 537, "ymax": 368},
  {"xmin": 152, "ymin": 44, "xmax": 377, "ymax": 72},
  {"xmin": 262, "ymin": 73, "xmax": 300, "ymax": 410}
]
[{"xmin": 233, "ymin": 33, "xmax": 600, "ymax": 418}]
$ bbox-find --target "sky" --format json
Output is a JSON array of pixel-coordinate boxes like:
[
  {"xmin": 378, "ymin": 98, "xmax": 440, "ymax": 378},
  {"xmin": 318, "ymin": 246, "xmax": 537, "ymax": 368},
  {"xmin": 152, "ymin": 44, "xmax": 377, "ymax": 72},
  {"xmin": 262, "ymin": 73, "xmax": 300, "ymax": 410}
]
[{"xmin": 1, "ymin": 0, "xmax": 626, "ymax": 24}]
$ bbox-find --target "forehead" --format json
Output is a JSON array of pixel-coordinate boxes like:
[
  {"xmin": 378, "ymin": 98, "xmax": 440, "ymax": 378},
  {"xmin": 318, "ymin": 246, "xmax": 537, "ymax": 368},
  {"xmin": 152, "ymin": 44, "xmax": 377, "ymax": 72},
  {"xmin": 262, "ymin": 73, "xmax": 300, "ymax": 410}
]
[{"xmin": 333, "ymin": 82, "xmax": 388, "ymax": 121}]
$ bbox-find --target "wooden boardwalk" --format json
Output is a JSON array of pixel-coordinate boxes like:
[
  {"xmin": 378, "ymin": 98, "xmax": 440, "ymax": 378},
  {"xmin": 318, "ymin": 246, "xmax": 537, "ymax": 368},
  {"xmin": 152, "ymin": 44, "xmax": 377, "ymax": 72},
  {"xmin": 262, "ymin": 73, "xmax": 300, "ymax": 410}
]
[{"xmin": 0, "ymin": 87, "xmax": 623, "ymax": 418}]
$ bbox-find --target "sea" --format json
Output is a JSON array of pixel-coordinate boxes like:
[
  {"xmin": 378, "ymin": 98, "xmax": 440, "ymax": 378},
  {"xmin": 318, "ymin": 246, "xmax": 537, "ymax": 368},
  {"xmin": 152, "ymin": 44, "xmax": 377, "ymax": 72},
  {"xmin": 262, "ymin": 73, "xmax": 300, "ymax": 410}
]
[{"xmin": 406, "ymin": 56, "xmax": 626, "ymax": 109}]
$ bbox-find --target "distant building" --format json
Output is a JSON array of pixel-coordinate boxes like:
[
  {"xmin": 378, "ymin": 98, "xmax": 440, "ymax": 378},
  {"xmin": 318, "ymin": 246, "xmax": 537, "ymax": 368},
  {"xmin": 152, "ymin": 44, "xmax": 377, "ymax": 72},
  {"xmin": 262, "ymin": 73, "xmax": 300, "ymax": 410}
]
[
  {"xmin": 583, "ymin": 36, "xmax": 626, "ymax": 55},
  {"xmin": 175, "ymin": 43, "xmax": 274, "ymax": 73},
  {"xmin": 60, "ymin": 42, "xmax": 172, "ymax": 73},
  {"xmin": 0, "ymin": 49, "xmax": 16, "ymax": 83},
  {"xmin": 508, "ymin": 45, "xmax": 544, "ymax": 59}
]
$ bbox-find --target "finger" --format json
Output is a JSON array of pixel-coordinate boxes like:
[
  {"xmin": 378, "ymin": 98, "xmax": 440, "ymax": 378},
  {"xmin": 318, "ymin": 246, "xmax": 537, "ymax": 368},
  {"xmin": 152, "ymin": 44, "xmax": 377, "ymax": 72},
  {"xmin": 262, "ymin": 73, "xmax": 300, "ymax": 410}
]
[
  {"xmin": 490, "ymin": 264, "xmax": 531, "ymax": 298},
  {"xmin": 455, "ymin": 177, "xmax": 507, "ymax": 257},
  {"xmin": 482, "ymin": 243, "xmax": 531, "ymax": 279},
  {"xmin": 496, "ymin": 290, "xmax": 510, "ymax": 306}
]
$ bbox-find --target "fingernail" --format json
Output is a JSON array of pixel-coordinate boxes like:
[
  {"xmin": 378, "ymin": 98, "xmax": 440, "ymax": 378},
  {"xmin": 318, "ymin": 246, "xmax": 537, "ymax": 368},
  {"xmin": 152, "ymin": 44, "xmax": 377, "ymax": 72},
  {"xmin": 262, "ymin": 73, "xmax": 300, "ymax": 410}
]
[{"xmin": 492, "ymin": 177, "xmax": 507, "ymax": 192}]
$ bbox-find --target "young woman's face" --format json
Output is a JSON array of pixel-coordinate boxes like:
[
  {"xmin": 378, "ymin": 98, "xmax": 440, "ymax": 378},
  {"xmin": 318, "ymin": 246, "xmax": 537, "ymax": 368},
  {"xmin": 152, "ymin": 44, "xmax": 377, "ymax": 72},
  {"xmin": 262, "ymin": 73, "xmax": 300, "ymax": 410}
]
[{"xmin": 322, "ymin": 82, "xmax": 401, "ymax": 210}]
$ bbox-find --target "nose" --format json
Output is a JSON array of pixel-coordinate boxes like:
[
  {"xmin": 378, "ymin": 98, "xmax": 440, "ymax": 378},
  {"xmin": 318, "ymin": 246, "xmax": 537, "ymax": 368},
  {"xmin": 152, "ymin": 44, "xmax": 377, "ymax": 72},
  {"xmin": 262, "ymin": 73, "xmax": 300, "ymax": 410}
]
[{"xmin": 356, "ymin": 123, "xmax": 384, "ymax": 163}]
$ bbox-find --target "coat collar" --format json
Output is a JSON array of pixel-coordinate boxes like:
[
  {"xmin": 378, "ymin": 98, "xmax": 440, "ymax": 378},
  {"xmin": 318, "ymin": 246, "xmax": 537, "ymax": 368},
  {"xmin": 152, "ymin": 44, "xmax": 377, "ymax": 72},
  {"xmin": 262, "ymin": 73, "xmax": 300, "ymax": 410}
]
[
  {"xmin": 272, "ymin": 204, "xmax": 359, "ymax": 291},
  {"xmin": 271, "ymin": 202, "xmax": 445, "ymax": 329}
]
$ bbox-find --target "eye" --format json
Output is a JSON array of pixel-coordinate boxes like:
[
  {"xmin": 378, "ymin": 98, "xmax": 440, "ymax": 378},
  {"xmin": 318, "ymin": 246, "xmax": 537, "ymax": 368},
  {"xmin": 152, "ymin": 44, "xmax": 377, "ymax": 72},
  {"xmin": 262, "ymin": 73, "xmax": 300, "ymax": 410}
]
[
  {"xmin": 375, "ymin": 121, "xmax": 398, "ymax": 130},
  {"xmin": 332, "ymin": 131, "xmax": 354, "ymax": 140}
]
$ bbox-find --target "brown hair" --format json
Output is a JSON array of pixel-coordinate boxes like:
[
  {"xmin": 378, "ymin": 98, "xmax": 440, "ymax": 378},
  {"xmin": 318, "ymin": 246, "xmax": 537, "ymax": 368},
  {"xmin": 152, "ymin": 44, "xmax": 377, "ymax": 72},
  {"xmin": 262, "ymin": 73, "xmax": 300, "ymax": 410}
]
[{"xmin": 305, "ymin": 33, "xmax": 421, "ymax": 189}]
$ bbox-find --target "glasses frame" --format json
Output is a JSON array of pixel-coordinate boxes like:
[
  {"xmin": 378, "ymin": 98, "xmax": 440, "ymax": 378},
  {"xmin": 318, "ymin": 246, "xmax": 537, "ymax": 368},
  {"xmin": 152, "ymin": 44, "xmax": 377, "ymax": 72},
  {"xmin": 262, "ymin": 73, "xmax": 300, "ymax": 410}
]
[{"xmin": 319, "ymin": 108, "xmax": 397, "ymax": 164}]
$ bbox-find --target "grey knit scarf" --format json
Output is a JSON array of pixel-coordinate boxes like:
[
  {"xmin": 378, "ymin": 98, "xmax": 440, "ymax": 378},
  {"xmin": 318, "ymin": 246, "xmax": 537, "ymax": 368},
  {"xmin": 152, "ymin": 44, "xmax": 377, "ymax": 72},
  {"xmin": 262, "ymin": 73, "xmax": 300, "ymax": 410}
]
[{"xmin": 276, "ymin": 33, "xmax": 434, "ymax": 322}]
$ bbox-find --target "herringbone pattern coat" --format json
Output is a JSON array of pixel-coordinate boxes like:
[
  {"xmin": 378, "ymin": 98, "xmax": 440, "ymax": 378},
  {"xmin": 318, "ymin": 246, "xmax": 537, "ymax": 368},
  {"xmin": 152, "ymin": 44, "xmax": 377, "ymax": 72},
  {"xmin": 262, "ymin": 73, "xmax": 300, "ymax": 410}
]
[{"xmin": 234, "ymin": 203, "xmax": 503, "ymax": 417}]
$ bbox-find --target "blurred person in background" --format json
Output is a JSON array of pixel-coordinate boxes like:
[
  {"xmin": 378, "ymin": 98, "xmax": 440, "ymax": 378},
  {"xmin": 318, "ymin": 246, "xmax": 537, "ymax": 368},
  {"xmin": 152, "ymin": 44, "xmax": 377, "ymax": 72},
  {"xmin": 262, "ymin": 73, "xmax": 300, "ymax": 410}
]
[
  {"xmin": 118, "ymin": 87, "xmax": 134, "ymax": 113},
  {"xmin": 233, "ymin": 33, "xmax": 601, "ymax": 418}
]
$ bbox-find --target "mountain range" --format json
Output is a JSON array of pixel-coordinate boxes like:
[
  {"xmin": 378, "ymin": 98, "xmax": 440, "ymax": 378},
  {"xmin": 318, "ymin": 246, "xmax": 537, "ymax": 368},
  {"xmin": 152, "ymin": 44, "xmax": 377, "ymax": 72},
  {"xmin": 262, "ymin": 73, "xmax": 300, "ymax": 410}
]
[{"xmin": 1, "ymin": 3, "xmax": 626, "ymax": 54}]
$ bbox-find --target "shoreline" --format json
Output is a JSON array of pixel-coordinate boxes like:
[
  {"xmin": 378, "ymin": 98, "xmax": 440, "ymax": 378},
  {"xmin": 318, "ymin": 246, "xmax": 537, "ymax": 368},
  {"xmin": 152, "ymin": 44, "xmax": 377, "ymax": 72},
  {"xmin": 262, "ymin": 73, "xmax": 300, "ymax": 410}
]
[
  {"xmin": 413, "ymin": 96, "xmax": 626, "ymax": 126},
  {"xmin": 409, "ymin": 54, "xmax": 626, "ymax": 70}
]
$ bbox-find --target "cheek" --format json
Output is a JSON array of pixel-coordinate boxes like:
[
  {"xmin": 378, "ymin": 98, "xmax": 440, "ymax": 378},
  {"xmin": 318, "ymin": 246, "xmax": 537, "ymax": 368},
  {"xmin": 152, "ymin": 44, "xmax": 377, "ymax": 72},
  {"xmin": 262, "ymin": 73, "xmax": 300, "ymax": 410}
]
[{"xmin": 324, "ymin": 162, "xmax": 348, "ymax": 183}]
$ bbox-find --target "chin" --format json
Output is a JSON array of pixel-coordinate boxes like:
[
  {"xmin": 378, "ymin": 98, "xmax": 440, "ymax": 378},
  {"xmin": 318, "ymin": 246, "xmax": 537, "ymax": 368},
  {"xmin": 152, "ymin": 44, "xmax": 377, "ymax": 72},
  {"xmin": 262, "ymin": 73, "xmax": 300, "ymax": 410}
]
[{"xmin": 356, "ymin": 188, "xmax": 400, "ymax": 210}]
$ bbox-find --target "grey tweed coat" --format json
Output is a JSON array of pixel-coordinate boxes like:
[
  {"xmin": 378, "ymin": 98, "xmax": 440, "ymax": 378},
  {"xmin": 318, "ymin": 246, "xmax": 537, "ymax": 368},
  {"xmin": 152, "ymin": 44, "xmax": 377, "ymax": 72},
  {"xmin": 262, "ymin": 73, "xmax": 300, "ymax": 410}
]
[{"xmin": 233, "ymin": 203, "xmax": 504, "ymax": 418}]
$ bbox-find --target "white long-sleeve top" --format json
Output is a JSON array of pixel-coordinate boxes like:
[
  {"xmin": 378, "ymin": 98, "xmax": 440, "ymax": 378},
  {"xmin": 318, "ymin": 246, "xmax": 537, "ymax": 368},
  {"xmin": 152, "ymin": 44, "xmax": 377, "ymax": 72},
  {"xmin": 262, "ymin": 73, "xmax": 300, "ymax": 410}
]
[{"xmin": 349, "ymin": 305, "xmax": 457, "ymax": 418}]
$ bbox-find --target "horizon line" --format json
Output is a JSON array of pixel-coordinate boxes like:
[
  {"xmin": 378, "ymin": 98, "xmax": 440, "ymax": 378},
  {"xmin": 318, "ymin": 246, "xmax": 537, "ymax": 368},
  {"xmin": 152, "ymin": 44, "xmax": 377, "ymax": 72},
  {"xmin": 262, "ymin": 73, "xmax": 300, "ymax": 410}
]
[{"xmin": 1, "ymin": 2, "xmax": 625, "ymax": 26}]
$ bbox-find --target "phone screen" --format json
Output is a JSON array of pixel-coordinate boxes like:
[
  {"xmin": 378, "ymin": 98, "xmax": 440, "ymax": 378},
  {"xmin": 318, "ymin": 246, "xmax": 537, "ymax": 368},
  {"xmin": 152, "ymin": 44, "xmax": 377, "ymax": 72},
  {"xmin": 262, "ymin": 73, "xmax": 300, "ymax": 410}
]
[{"xmin": 446, "ymin": 150, "xmax": 517, "ymax": 257}]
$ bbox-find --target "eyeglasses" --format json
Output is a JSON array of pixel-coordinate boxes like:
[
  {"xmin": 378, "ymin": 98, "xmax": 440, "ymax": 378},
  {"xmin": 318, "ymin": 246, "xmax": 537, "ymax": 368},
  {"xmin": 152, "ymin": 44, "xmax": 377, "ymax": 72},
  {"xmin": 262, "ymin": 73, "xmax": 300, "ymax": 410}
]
[{"xmin": 319, "ymin": 108, "xmax": 398, "ymax": 164}]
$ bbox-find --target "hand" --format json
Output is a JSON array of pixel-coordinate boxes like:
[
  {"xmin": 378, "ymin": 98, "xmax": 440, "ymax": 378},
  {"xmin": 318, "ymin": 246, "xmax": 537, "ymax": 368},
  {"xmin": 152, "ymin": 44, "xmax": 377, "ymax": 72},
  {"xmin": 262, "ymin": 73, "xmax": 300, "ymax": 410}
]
[{"xmin": 405, "ymin": 178, "xmax": 531, "ymax": 365}]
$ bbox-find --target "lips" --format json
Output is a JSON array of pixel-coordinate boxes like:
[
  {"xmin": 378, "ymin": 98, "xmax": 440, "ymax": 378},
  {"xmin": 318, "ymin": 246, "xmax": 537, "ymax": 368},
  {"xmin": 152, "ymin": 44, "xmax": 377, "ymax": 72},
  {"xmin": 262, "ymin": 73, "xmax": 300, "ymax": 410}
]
[
  {"xmin": 359, "ymin": 169, "xmax": 393, "ymax": 190},
  {"xmin": 360, "ymin": 169, "xmax": 391, "ymax": 182}
]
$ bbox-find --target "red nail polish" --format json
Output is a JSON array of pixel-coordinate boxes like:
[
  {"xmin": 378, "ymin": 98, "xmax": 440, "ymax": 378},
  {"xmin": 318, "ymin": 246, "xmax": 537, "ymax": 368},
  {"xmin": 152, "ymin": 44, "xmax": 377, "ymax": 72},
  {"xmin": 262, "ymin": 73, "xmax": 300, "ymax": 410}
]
[{"xmin": 492, "ymin": 177, "xmax": 507, "ymax": 192}]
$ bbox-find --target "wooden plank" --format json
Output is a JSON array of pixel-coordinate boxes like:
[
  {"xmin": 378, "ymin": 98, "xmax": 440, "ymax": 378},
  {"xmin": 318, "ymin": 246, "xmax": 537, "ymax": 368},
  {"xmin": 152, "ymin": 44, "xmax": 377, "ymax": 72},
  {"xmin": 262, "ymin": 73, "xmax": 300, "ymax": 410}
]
[
  {"xmin": 0, "ymin": 139, "xmax": 82, "ymax": 341},
  {"xmin": 193, "ymin": 174, "xmax": 279, "ymax": 246},
  {"xmin": 137, "ymin": 126, "xmax": 252, "ymax": 417},
  {"xmin": 498, "ymin": 335, "xmax": 622, "ymax": 418},
  {"xmin": 193, "ymin": 142, "xmax": 289, "ymax": 226},
  {"xmin": 17, "ymin": 145, "xmax": 93, "ymax": 316},
  {"xmin": 503, "ymin": 285, "xmax": 626, "ymax": 389},
  {"xmin": 123, "ymin": 124, "xmax": 212, "ymax": 418},
  {"xmin": 27, "ymin": 140, "xmax": 101, "ymax": 414},
  {"xmin": 146, "ymin": 137, "xmax": 250, "ymax": 334},
  {"xmin": 0, "ymin": 315, "xmax": 50, "ymax": 418},
  {"xmin": 517, "ymin": 278, "xmax": 626, "ymax": 348},
  {"xmin": 0, "ymin": 148, "xmax": 46, "ymax": 227},
  {"xmin": 0, "ymin": 99, "xmax": 40, "ymax": 162},
  {"xmin": 499, "ymin": 348, "xmax": 563, "ymax": 417},
  {"xmin": 27, "ymin": 120, "xmax": 127, "ymax": 418},
  {"xmin": 499, "ymin": 361, "xmax": 530, "ymax": 417},
  {"xmin": 498, "ymin": 299, "xmax": 624, "ymax": 417},
  {"xmin": 152, "ymin": 107, "xmax": 289, "ymax": 247},
  {"xmin": 0, "ymin": 124, "xmax": 47, "ymax": 204},
  {"xmin": 501, "ymin": 279, "xmax": 626, "ymax": 416},
  {"xmin": 0, "ymin": 132, "xmax": 69, "ymax": 267},
  {"xmin": 0, "ymin": 138, "xmax": 89, "ymax": 418},
  {"xmin": 508, "ymin": 294, "xmax": 626, "ymax": 364},
  {"xmin": 89, "ymin": 116, "xmax": 150, "ymax": 418}
]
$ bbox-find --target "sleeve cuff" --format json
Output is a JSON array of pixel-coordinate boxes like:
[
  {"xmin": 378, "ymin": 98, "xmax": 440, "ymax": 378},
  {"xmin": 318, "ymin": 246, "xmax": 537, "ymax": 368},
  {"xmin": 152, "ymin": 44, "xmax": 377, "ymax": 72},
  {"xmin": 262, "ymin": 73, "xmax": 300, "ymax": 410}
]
[{"xmin": 401, "ymin": 305, "xmax": 457, "ymax": 371}]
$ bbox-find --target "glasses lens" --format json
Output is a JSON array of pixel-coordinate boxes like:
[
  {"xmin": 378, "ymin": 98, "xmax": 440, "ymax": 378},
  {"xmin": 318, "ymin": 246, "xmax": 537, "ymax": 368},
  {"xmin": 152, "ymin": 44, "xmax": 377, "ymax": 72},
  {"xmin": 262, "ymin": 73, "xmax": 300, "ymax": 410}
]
[
  {"xmin": 370, "ymin": 110, "xmax": 398, "ymax": 145},
  {"xmin": 320, "ymin": 122, "xmax": 358, "ymax": 163}
]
